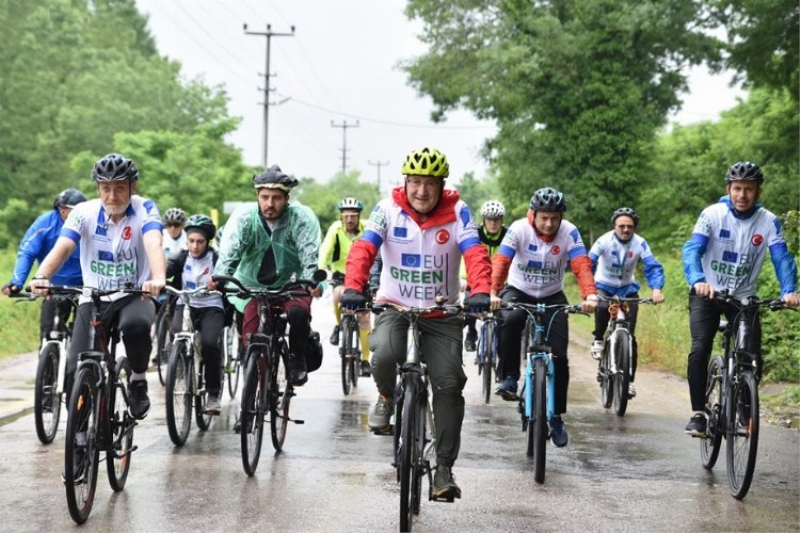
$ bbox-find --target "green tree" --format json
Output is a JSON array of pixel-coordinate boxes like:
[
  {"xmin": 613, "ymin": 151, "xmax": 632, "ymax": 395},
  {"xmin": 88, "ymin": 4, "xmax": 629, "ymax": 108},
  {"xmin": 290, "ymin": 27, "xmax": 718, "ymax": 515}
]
[{"xmin": 292, "ymin": 171, "xmax": 380, "ymax": 231}]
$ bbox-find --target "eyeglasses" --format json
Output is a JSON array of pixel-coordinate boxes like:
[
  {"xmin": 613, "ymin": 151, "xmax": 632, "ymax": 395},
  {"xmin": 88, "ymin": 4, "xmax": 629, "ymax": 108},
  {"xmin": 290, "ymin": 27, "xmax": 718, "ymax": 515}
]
[
  {"xmin": 406, "ymin": 177, "xmax": 440, "ymax": 190},
  {"xmin": 341, "ymin": 214, "xmax": 359, "ymax": 219},
  {"xmin": 615, "ymin": 224, "xmax": 634, "ymax": 230}
]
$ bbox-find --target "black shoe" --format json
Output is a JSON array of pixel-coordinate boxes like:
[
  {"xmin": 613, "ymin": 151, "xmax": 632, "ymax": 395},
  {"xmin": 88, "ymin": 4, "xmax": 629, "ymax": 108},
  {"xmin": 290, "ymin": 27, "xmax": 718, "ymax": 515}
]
[
  {"xmin": 464, "ymin": 330, "xmax": 477, "ymax": 352},
  {"xmin": 329, "ymin": 325, "xmax": 340, "ymax": 346},
  {"xmin": 495, "ymin": 376, "xmax": 518, "ymax": 401},
  {"xmin": 128, "ymin": 379, "xmax": 150, "ymax": 420},
  {"xmin": 360, "ymin": 360, "xmax": 371, "ymax": 377},
  {"xmin": 685, "ymin": 413, "xmax": 707, "ymax": 436},
  {"xmin": 550, "ymin": 416, "xmax": 569, "ymax": 448},
  {"xmin": 286, "ymin": 355, "xmax": 308, "ymax": 387}
]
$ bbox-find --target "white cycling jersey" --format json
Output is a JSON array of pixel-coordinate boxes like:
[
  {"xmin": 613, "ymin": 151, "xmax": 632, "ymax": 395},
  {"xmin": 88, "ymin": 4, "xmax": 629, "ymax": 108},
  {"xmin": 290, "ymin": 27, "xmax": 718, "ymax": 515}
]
[
  {"xmin": 61, "ymin": 196, "xmax": 162, "ymax": 301},
  {"xmin": 181, "ymin": 251, "xmax": 223, "ymax": 309},
  {"xmin": 590, "ymin": 231, "xmax": 663, "ymax": 294},
  {"xmin": 163, "ymin": 229, "xmax": 187, "ymax": 259},
  {"xmin": 499, "ymin": 218, "xmax": 588, "ymax": 299},
  {"xmin": 688, "ymin": 202, "xmax": 785, "ymax": 298}
]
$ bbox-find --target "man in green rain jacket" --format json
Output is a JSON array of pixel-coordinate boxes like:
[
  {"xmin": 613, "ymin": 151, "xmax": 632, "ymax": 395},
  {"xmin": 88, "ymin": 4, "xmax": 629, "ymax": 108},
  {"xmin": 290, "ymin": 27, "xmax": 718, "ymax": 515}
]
[{"xmin": 213, "ymin": 165, "xmax": 322, "ymax": 386}]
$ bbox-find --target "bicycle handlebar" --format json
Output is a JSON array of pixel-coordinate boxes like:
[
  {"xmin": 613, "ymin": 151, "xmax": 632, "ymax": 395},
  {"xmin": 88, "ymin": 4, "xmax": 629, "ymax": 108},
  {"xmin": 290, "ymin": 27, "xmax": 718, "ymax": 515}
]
[
  {"xmin": 596, "ymin": 295, "xmax": 655, "ymax": 305},
  {"xmin": 163, "ymin": 285, "xmax": 221, "ymax": 302},
  {"xmin": 212, "ymin": 271, "xmax": 326, "ymax": 300},
  {"xmin": 712, "ymin": 289, "xmax": 794, "ymax": 312},
  {"xmin": 371, "ymin": 301, "xmax": 463, "ymax": 318},
  {"xmin": 501, "ymin": 301, "xmax": 589, "ymax": 317}
]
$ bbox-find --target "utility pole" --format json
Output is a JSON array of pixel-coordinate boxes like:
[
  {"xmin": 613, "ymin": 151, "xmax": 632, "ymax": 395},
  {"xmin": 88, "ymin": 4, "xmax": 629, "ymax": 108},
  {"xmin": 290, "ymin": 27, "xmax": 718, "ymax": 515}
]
[
  {"xmin": 368, "ymin": 159, "xmax": 390, "ymax": 194},
  {"xmin": 331, "ymin": 120, "xmax": 359, "ymax": 175},
  {"xmin": 244, "ymin": 23, "xmax": 295, "ymax": 168}
]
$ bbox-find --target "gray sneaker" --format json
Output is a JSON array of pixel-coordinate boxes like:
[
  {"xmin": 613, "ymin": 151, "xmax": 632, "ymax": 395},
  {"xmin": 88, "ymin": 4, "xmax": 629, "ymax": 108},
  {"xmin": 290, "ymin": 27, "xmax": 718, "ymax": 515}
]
[
  {"xmin": 367, "ymin": 395, "xmax": 394, "ymax": 430},
  {"xmin": 432, "ymin": 465, "xmax": 461, "ymax": 500},
  {"xmin": 205, "ymin": 394, "xmax": 221, "ymax": 415}
]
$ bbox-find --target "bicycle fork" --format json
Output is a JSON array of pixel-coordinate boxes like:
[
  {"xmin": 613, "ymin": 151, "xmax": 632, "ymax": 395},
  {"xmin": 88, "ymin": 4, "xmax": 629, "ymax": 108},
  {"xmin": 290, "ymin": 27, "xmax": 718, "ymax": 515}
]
[{"xmin": 523, "ymin": 353, "xmax": 555, "ymax": 425}]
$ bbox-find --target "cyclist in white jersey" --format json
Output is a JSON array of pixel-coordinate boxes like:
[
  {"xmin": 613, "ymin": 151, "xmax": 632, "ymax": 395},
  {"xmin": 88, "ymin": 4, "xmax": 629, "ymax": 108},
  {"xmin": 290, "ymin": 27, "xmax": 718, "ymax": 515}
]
[
  {"xmin": 162, "ymin": 207, "xmax": 188, "ymax": 258},
  {"xmin": 589, "ymin": 207, "xmax": 665, "ymax": 399},
  {"xmin": 682, "ymin": 161, "xmax": 799, "ymax": 436},
  {"xmin": 31, "ymin": 153, "xmax": 166, "ymax": 421}
]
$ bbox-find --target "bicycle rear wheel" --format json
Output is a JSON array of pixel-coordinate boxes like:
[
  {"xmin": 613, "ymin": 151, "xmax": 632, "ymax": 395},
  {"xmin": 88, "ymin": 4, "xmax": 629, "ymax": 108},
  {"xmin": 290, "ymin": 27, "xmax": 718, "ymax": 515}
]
[
  {"xmin": 599, "ymin": 341, "xmax": 613, "ymax": 409},
  {"xmin": 727, "ymin": 370, "xmax": 759, "ymax": 500},
  {"xmin": 481, "ymin": 320, "xmax": 494, "ymax": 404},
  {"xmin": 107, "ymin": 356, "xmax": 134, "ymax": 492},
  {"xmin": 701, "ymin": 356, "xmax": 724, "ymax": 470},
  {"xmin": 399, "ymin": 380, "xmax": 418, "ymax": 532},
  {"xmin": 531, "ymin": 357, "xmax": 548, "ymax": 484},
  {"xmin": 350, "ymin": 321, "xmax": 360, "ymax": 389},
  {"xmin": 240, "ymin": 348, "xmax": 266, "ymax": 476},
  {"xmin": 613, "ymin": 330, "xmax": 631, "ymax": 417},
  {"xmin": 340, "ymin": 320, "xmax": 353, "ymax": 396},
  {"xmin": 195, "ymin": 361, "xmax": 212, "ymax": 431},
  {"xmin": 224, "ymin": 324, "xmax": 242, "ymax": 399},
  {"xmin": 34, "ymin": 342, "xmax": 61, "ymax": 444},
  {"xmin": 271, "ymin": 347, "xmax": 291, "ymax": 451},
  {"xmin": 165, "ymin": 340, "xmax": 192, "ymax": 445},
  {"xmin": 64, "ymin": 368, "xmax": 100, "ymax": 524}
]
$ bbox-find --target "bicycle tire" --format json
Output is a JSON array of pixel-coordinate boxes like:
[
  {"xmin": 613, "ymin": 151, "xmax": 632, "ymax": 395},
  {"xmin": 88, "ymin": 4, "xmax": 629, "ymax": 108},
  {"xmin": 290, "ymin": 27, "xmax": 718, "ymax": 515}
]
[
  {"xmin": 701, "ymin": 355, "xmax": 724, "ymax": 470},
  {"xmin": 480, "ymin": 320, "xmax": 494, "ymax": 404},
  {"xmin": 271, "ymin": 346, "xmax": 291, "ymax": 451},
  {"xmin": 399, "ymin": 379, "xmax": 417, "ymax": 532},
  {"xmin": 411, "ymin": 397, "xmax": 426, "ymax": 516},
  {"xmin": 225, "ymin": 325, "xmax": 242, "ymax": 398},
  {"xmin": 165, "ymin": 340, "xmax": 192, "ymax": 446},
  {"xmin": 240, "ymin": 348, "xmax": 265, "ymax": 476},
  {"xmin": 599, "ymin": 340, "xmax": 613, "ymax": 409},
  {"xmin": 107, "ymin": 356, "xmax": 133, "ymax": 492},
  {"xmin": 341, "ymin": 319, "xmax": 352, "ymax": 396},
  {"xmin": 350, "ymin": 319, "xmax": 360, "ymax": 390},
  {"xmin": 393, "ymin": 383, "xmax": 404, "ymax": 482},
  {"xmin": 532, "ymin": 357, "xmax": 548, "ymax": 484},
  {"xmin": 727, "ymin": 370, "xmax": 759, "ymax": 500},
  {"xmin": 155, "ymin": 309, "xmax": 172, "ymax": 387},
  {"xmin": 34, "ymin": 342, "xmax": 61, "ymax": 444},
  {"xmin": 195, "ymin": 360, "xmax": 212, "ymax": 431},
  {"xmin": 613, "ymin": 330, "xmax": 631, "ymax": 417},
  {"xmin": 64, "ymin": 368, "xmax": 100, "ymax": 524}
]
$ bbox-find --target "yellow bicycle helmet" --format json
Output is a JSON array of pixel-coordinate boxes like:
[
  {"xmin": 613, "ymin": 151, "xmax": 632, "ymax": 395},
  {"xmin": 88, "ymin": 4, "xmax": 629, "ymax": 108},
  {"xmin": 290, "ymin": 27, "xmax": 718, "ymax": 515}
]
[{"xmin": 401, "ymin": 147, "xmax": 449, "ymax": 178}]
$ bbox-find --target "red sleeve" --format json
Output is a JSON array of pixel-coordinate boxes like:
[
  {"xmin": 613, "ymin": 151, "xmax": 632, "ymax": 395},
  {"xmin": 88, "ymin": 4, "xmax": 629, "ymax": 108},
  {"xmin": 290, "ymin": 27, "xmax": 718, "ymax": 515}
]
[
  {"xmin": 345, "ymin": 239, "xmax": 377, "ymax": 293},
  {"xmin": 491, "ymin": 254, "xmax": 512, "ymax": 293},
  {"xmin": 464, "ymin": 244, "xmax": 492, "ymax": 294},
  {"xmin": 570, "ymin": 255, "xmax": 597, "ymax": 299}
]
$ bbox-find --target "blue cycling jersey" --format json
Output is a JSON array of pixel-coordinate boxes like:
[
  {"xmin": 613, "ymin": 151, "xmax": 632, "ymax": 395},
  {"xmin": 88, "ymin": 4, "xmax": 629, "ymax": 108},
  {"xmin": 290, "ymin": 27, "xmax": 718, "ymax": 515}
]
[{"xmin": 11, "ymin": 209, "xmax": 82, "ymax": 287}]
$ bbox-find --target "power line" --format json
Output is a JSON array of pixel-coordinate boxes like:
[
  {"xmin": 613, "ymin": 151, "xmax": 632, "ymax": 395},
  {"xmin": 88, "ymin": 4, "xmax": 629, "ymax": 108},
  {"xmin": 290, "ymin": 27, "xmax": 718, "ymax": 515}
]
[
  {"xmin": 331, "ymin": 120, "xmax": 359, "ymax": 175},
  {"xmin": 245, "ymin": 23, "xmax": 296, "ymax": 168}
]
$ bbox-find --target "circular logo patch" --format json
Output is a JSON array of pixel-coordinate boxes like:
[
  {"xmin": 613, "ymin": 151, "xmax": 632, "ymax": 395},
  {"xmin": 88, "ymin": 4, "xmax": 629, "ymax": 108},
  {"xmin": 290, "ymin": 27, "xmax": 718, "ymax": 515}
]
[
  {"xmin": 751, "ymin": 234, "xmax": 763, "ymax": 246},
  {"xmin": 435, "ymin": 229, "xmax": 450, "ymax": 244}
]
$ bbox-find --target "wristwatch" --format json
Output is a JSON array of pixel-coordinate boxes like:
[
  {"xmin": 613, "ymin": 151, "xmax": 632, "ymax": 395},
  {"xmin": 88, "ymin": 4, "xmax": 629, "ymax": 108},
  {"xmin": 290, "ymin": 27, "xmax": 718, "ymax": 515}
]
[{"xmin": 32, "ymin": 273, "xmax": 48, "ymax": 280}]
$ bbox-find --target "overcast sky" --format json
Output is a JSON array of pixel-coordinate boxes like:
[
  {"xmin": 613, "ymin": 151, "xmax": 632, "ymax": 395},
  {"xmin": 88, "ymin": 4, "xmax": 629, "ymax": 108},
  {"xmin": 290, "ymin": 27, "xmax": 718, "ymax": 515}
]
[{"xmin": 135, "ymin": 0, "xmax": 744, "ymax": 189}]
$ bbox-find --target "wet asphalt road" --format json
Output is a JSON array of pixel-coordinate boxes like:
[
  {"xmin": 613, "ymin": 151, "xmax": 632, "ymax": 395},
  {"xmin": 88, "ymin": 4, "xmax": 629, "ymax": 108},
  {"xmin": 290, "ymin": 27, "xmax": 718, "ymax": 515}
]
[{"xmin": 0, "ymin": 294, "xmax": 798, "ymax": 532}]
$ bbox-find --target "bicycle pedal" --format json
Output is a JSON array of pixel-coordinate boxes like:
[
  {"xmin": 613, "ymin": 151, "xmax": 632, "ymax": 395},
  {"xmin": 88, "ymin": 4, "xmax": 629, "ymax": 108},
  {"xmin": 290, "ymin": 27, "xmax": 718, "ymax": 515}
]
[{"xmin": 293, "ymin": 419, "xmax": 305, "ymax": 425}]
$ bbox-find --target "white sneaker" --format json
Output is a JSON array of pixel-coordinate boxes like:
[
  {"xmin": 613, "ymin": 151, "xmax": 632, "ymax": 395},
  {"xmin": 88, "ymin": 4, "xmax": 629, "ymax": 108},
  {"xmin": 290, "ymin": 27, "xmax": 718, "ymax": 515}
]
[
  {"xmin": 591, "ymin": 340, "xmax": 604, "ymax": 360},
  {"xmin": 628, "ymin": 383, "xmax": 636, "ymax": 399}
]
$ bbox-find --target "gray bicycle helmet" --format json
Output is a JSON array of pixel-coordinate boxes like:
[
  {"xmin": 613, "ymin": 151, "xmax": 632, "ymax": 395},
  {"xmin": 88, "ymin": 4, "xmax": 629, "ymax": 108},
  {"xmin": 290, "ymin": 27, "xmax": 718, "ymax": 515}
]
[
  {"xmin": 53, "ymin": 188, "xmax": 87, "ymax": 209},
  {"xmin": 725, "ymin": 161, "xmax": 764, "ymax": 184},
  {"xmin": 253, "ymin": 165, "xmax": 299, "ymax": 190},
  {"xmin": 164, "ymin": 207, "xmax": 187, "ymax": 226},
  {"xmin": 184, "ymin": 213, "xmax": 216, "ymax": 241},
  {"xmin": 610, "ymin": 207, "xmax": 640, "ymax": 228},
  {"xmin": 92, "ymin": 153, "xmax": 139, "ymax": 182},
  {"xmin": 529, "ymin": 188, "xmax": 567, "ymax": 212}
]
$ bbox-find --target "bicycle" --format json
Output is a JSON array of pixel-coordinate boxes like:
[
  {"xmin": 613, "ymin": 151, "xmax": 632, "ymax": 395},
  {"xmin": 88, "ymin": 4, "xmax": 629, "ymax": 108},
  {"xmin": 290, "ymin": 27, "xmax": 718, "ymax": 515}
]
[
  {"xmin": 698, "ymin": 290, "xmax": 795, "ymax": 500},
  {"xmin": 505, "ymin": 301, "xmax": 585, "ymax": 484},
  {"xmin": 213, "ymin": 271, "xmax": 325, "ymax": 476},
  {"xmin": 339, "ymin": 308, "xmax": 363, "ymax": 395},
  {"xmin": 49, "ymin": 285, "xmax": 148, "ymax": 524},
  {"xmin": 163, "ymin": 285, "xmax": 220, "ymax": 446},
  {"xmin": 222, "ymin": 311, "xmax": 243, "ymax": 399},
  {"xmin": 475, "ymin": 312, "xmax": 500, "ymax": 404},
  {"xmin": 152, "ymin": 292, "xmax": 176, "ymax": 386},
  {"xmin": 595, "ymin": 295, "xmax": 654, "ymax": 417},
  {"xmin": 12, "ymin": 292, "xmax": 79, "ymax": 444},
  {"xmin": 373, "ymin": 298, "xmax": 463, "ymax": 533}
]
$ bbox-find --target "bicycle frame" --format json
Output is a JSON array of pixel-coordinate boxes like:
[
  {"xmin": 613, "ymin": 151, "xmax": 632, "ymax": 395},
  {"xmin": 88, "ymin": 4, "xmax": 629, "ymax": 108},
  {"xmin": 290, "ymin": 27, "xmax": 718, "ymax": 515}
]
[{"xmin": 521, "ymin": 305, "xmax": 556, "ymax": 424}]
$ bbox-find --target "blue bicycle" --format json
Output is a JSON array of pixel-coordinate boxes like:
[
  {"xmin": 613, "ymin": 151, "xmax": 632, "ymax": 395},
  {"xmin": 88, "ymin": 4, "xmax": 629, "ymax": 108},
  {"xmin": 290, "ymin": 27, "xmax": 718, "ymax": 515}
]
[{"xmin": 506, "ymin": 301, "xmax": 585, "ymax": 484}]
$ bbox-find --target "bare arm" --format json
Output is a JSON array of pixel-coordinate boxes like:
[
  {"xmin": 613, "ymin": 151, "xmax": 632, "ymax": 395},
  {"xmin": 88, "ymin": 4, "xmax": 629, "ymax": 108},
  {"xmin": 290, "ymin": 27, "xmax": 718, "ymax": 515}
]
[{"xmin": 142, "ymin": 229, "xmax": 167, "ymax": 297}]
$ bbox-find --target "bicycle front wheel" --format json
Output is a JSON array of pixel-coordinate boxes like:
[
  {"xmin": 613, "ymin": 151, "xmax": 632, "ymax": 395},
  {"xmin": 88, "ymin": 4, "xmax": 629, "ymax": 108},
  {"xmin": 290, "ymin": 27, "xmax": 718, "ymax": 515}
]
[
  {"xmin": 64, "ymin": 368, "xmax": 100, "ymax": 524},
  {"xmin": 224, "ymin": 324, "xmax": 242, "ymax": 399},
  {"xmin": 613, "ymin": 330, "xmax": 631, "ymax": 417},
  {"xmin": 155, "ymin": 309, "xmax": 173, "ymax": 387},
  {"xmin": 240, "ymin": 348, "xmax": 266, "ymax": 476},
  {"xmin": 165, "ymin": 340, "xmax": 192, "ymax": 446},
  {"xmin": 701, "ymin": 356, "xmax": 724, "ymax": 470},
  {"xmin": 350, "ymin": 320, "xmax": 360, "ymax": 390},
  {"xmin": 531, "ymin": 357, "xmax": 548, "ymax": 484},
  {"xmin": 34, "ymin": 342, "xmax": 61, "ymax": 444},
  {"xmin": 727, "ymin": 370, "xmax": 759, "ymax": 500},
  {"xmin": 399, "ymin": 380, "xmax": 418, "ymax": 532},
  {"xmin": 195, "ymin": 361, "xmax": 212, "ymax": 431},
  {"xmin": 271, "ymin": 348, "xmax": 291, "ymax": 451},
  {"xmin": 107, "ymin": 356, "xmax": 134, "ymax": 492},
  {"xmin": 480, "ymin": 320, "xmax": 494, "ymax": 404},
  {"xmin": 599, "ymin": 342, "xmax": 613, "ymax": 409}
]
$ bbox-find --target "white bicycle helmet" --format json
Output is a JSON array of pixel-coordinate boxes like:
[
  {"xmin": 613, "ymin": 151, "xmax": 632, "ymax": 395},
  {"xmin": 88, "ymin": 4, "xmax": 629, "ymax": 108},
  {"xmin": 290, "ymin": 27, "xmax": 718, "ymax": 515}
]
[{"xmin": 480, "ymin": 200, "xmax": 505, "ymax": 219}]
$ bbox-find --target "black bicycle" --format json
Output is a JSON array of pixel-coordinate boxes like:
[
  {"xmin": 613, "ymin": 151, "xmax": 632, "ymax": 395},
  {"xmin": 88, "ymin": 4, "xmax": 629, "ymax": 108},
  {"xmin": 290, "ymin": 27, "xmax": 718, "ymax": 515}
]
[
  {"xmin": 475, "ymin": 312, "xmax": 500, "ymax": 404},
  {"xmin": 213, "ymin": 272, "xmax": 325, "ymax": 476},
  {"xmin": 699, "ymin": 290, "xmax": 795, "ymax": 500},
  {"xmin": 152, "ymin": 292, "xmax": 177, "ymax": 386},
  {"xmin": 46, "ymin": 285, "xmax": 148, "ymax": 524}
]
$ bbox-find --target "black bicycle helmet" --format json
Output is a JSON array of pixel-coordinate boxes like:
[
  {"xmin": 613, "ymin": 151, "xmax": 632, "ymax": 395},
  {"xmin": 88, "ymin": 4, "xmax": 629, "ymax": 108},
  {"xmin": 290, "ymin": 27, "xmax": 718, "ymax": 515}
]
[
  {"xmin": 529, "ymin": 188, "xmax": 567, "ymax": 212},
  {"xmin": 53, "ymin": 188, "xmax": 87, "ymax": 209},
  {"xmin": 164, "ymin": 207, "xmax": 187, "ymax": 226},
  {"xmin": 92, "ymin": 153, "xmax": 139, "ymax": 182},
  {"xmin": 610, "ymin": 207, "xmax": 640, "ymax": 228},
  {"xmin": 725, "ymin": 161, "xmax": 763, "ymax": 184},
  {"xmin": 253, "ymin": 165, "xmax": 299, "ymax": 190},
  {"xmin": 184, "ymin": 214, "xmax": 216, "ymax": 241}
]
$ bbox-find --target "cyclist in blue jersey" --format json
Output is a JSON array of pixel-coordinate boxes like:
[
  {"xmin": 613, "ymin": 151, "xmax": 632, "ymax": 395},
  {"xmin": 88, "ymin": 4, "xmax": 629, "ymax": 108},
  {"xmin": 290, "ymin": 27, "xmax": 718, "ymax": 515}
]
[
  {"xmin": 682, "ymin": 161, "xmax": 799, "ymax": 436},
  {"xmin": 3, "ymin": 188, "xmax": 87, "ymax": 341}
]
